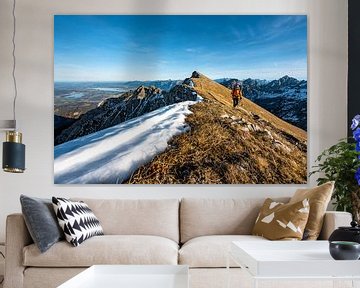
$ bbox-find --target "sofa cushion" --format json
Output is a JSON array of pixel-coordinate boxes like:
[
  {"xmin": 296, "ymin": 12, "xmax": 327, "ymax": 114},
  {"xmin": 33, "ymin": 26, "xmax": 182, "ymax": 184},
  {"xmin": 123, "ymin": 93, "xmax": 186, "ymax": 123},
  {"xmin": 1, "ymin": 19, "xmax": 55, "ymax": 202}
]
[
  {"xmin": 180, "ymin": 198, "xmax": 289, "ymax": 243},
  {"xmin": 20, "ymin": 195, "xmax": 64, "ymax": 253},
  {"xmin": 252, "ymin": 198, "xmax": 310, "ymax": 240},
  {"xmin": 52, "ymin": 197, "xmax": 104, "ymax": 247},
  {"xmin": 72, "ymin": 199, "xmax": 179, "ymax": 243},
  {"xmin": 23, "ymin": 235, "xmax": 178, "ymax": 267},
  {"xmin": 290, "ymin": 181, "xmax": 334, "ymax": 240},
  {"xmin": 179, "ymin": 235, "xmax": 267, "ymax": 268}
]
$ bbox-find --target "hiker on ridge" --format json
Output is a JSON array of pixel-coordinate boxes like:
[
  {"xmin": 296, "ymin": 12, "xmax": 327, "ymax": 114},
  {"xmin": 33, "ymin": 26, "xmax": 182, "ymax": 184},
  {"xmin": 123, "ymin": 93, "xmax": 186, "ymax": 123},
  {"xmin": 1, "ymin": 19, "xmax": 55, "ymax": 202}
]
[{"xmin": 231, "ymin": 81, "xmax": 243, "ymax": 108}]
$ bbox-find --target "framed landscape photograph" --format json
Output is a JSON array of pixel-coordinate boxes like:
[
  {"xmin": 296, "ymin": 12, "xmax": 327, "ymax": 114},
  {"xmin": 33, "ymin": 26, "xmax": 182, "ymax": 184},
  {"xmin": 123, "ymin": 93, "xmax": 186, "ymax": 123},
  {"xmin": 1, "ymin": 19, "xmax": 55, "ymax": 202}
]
[{"xmin": 54, "ymin": 15, "xmax": 307, "ymax": 184}]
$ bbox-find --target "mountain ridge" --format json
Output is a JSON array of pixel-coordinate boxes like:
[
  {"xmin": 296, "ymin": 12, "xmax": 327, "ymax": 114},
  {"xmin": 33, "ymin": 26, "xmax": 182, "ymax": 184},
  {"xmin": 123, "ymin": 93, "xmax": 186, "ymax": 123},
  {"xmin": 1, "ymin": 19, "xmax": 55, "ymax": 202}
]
[{"xmin": 126, "ymin": 71, "xmax": 307, "ymax": 184}]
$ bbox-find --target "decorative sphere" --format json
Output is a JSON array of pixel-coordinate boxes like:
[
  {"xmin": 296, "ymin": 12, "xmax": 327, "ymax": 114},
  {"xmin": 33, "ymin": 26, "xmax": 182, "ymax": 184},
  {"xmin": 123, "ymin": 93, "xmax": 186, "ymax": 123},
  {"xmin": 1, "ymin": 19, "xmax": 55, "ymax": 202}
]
[{"xmin": 329, "ymin": 241, "xmax": 360, "ymax": 260}]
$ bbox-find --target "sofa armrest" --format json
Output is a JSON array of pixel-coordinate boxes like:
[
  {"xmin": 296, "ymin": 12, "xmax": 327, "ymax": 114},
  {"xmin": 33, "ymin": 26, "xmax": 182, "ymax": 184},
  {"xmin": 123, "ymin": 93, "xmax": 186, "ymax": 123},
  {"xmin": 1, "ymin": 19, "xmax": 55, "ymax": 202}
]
[
  {"xmin": 318, "ymin": 211, "xmax": 352, "ymax": 240},
  {"xmin": 4, "ymin": 214, "xmax": 32, "ymax": 288}
]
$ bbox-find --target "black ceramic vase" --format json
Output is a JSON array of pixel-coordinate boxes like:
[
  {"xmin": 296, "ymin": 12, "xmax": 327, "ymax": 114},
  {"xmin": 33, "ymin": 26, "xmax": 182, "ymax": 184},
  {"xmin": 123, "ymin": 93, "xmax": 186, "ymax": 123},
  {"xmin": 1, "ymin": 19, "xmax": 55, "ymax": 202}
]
[
  {"xmin": 328, "ymin": 221, "xmax": 360, "ymax": 244},
  {"xmin": 329, "ymin": 241, "xmax": 360, "ymax": 260}
]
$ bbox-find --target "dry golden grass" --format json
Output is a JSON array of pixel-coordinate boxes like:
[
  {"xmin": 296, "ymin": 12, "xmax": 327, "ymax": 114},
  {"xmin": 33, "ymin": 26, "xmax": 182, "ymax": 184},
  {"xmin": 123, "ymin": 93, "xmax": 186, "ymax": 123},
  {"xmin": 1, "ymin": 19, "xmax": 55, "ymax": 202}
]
[{"xmin": 126, "ymin": 98, "xmax": 307, "ymax": 184}]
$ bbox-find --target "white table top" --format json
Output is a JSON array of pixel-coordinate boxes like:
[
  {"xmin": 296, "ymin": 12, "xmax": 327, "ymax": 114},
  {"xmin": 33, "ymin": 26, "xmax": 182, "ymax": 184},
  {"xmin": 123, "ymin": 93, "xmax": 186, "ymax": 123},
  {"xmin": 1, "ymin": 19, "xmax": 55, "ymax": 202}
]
[
  {"xmin": 231, "ymin": 241, "xmax": 360, "ymax": 278},
  {"xmin": 58, "ymin": 265, "xmax": 189, "ymax": 288}
]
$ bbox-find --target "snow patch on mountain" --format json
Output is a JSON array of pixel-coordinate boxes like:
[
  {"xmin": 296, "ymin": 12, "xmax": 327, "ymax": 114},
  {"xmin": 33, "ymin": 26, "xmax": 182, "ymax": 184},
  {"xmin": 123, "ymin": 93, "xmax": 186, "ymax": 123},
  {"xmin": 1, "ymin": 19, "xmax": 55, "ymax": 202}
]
[{"xmin": 54, "ymin": 97, "xmax": 202, "ymax": 184}]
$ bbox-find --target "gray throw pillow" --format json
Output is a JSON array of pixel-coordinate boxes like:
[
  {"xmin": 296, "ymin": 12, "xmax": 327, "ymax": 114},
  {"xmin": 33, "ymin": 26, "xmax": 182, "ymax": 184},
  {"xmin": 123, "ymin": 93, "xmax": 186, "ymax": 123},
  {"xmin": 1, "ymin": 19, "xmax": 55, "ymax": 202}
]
[{"xmin": 20, "ymin": 195, "xmax": 64, "ymax": 253}]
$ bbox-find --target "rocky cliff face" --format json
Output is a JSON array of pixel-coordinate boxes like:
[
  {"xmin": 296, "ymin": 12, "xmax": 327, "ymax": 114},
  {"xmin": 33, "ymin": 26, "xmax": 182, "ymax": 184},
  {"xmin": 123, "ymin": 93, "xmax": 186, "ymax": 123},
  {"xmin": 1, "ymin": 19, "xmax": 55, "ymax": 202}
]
[
  {"xmin": 55, "ymin": 83, "xmax": 198, "ymax": 145},
  {"xmin": 54, "ymin": 115, "xmax": 76, "ymax": 139}
]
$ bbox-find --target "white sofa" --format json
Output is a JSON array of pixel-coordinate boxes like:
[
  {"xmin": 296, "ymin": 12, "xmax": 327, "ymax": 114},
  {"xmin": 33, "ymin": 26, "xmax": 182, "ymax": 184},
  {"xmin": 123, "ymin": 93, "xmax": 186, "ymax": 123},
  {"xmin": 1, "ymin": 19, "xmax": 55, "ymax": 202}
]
[{"xmin": 4, "ymin": 198, "xmax": 352, "ymax": 288}]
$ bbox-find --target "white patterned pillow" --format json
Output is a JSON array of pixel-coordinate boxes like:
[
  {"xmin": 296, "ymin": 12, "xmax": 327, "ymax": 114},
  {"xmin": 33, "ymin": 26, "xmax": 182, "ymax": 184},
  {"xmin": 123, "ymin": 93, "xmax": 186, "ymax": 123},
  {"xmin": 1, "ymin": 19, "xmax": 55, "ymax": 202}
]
[{"xmin": 52, "ymin": 197, "xmax": 104, "ymax": 246}]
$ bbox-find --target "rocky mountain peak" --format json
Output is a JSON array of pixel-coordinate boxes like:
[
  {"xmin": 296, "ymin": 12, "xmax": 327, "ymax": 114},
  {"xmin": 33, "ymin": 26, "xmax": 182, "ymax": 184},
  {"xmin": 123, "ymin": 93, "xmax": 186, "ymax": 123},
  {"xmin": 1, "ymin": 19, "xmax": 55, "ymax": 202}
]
[
  {"xmin": 183, "ymin": 78, "xmax": 195, "ymax": 87},
  {"xmin": 133, "ymin": 85, "xmax": 162, "ymax": 99},
  {"xmin": 191, "ymin": 71, "xmax": 201, "ymax": 78},
  {"xmin": 278, "ymin": 75, "xmax": 298, "ymax": 86}
]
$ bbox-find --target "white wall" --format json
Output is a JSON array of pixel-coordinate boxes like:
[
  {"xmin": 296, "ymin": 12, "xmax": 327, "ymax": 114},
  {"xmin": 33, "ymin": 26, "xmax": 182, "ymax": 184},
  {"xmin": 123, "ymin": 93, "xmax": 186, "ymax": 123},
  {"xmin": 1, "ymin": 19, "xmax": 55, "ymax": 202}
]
[{"xmin": 0, "ymin": 0, "xmax": 348, "ymax": 242}]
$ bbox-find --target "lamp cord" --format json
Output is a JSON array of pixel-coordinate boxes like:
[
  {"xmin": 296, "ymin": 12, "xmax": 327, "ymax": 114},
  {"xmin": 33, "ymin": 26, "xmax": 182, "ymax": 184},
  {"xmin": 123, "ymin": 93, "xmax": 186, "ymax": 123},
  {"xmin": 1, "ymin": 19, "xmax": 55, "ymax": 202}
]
[{"xmin": 11, "ymin": 0, "xmax": 17, "ymax": 129}]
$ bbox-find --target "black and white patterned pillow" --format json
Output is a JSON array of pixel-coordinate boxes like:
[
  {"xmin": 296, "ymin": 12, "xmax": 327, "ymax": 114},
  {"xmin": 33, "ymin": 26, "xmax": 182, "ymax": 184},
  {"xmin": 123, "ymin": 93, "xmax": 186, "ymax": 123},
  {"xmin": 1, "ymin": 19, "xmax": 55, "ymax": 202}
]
[{"xmin": 52, "ymin": 197, "xmax": 104, "ymax": 247}]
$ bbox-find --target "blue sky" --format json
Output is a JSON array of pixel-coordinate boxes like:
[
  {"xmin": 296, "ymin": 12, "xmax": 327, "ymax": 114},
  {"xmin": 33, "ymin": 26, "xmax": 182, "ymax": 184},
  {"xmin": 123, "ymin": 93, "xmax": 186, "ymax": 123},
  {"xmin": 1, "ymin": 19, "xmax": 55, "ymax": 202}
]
[{"xmin": 54, "ymin": 15, "xmax": 307, "ymax": 81}]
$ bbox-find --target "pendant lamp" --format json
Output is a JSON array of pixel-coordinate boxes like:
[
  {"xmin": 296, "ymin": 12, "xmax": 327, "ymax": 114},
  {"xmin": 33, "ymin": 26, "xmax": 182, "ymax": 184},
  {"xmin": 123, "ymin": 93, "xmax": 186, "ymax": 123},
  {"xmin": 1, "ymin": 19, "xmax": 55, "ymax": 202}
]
[{"xmin": 1, "ymin": 0, "xmax": 26, "ymax": 173}]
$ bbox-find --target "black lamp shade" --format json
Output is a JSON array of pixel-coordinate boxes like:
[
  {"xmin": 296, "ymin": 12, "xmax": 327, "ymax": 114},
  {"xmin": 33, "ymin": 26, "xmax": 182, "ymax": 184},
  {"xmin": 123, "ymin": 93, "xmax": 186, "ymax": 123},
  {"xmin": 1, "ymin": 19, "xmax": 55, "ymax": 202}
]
[{"xmin": 3, "ymin": 141, "xmax": 25, "ymax": 173}]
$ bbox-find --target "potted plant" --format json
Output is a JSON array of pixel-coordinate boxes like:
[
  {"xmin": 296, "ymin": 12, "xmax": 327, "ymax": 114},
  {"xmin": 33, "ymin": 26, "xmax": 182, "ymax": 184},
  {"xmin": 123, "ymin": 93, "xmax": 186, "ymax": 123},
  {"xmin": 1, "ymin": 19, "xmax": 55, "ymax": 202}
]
[{"xmin": 310, "ymin": 115, "xmax": 360, "ymax": 222}]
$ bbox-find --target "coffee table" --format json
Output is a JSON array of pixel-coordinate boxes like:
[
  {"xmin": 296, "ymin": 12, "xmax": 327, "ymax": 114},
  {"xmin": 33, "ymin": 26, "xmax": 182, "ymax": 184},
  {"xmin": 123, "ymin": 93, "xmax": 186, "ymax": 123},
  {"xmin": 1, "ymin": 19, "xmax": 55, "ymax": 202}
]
[
  {"xmin": 58, "ymin": 265, "xmax": 189, "ymax": 288},
  {"xmin": 228, "ymin": 241, "xmax": 360, "ymax": 288}
]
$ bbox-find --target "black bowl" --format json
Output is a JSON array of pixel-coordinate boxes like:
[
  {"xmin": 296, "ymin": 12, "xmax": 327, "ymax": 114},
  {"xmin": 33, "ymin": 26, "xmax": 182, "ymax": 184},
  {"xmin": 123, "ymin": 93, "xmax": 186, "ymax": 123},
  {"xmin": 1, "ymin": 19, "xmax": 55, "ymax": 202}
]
[{"xmin": 329, "ymin": 241, "xmax": 360, "ymax": 260}]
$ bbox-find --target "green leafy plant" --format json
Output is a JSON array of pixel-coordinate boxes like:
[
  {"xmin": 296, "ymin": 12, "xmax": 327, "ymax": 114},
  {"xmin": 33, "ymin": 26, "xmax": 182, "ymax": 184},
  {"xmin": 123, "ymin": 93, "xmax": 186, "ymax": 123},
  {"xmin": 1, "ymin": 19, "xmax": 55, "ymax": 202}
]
[
  {"xmin": 311, "ymin": 114, "xmax": 360, "ymax": 221},
  {"xmin": 310, "ymin": 139, "xmax": 360, "ymax": 214}
]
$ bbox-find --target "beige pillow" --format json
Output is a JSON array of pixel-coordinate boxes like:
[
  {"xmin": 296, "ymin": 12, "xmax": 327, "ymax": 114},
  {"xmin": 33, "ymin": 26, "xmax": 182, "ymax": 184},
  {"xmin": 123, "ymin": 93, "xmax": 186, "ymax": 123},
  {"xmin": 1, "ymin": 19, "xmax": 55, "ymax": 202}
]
[
  {"xmin": 289, "ymin": 181, "xmax": 334, "ymax": 240},
  {"xmin": 252, "ymin": 198, "xmax": 310, "ymax": 240}
]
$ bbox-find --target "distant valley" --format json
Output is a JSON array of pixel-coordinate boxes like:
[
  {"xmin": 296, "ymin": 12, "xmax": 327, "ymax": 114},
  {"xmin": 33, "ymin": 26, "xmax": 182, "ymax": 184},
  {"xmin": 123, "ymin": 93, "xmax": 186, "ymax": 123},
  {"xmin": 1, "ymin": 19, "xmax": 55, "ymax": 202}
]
[{"xmin": 54, "ymin": 80, "xmax": 181, "ymax": 119}]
